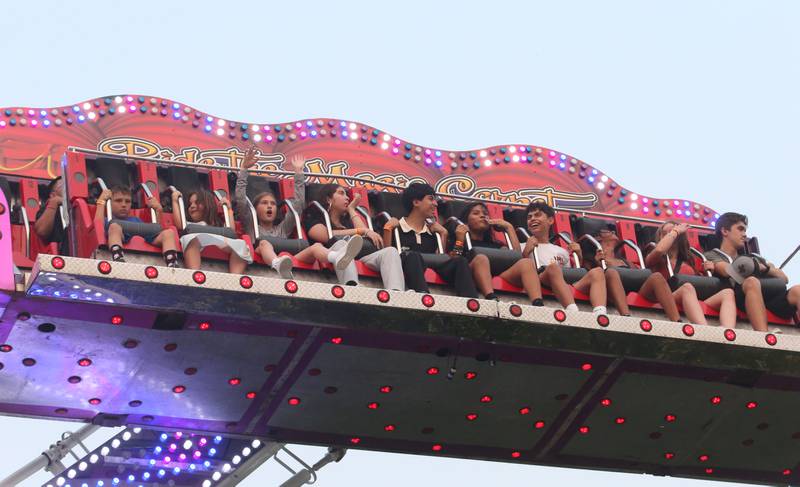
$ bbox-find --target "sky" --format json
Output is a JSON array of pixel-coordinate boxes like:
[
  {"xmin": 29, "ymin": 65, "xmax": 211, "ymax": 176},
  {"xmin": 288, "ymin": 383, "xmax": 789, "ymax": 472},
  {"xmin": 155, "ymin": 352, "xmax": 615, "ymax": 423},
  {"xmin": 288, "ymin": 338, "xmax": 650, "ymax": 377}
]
[{"xmin": 1, "ymin": 0, "xmax": 798, "ymax": 485}]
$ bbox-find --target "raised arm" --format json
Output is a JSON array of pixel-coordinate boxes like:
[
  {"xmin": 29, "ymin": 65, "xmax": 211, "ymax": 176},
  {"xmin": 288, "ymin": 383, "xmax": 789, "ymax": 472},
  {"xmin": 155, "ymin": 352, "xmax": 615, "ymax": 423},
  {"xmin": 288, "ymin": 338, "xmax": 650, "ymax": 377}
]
[
  {"xmin": 644, "ymin": 223, "xmax": 687, "ymax": 268},
  {"xmin": 279, "ymin": 154, "xmax": 307, "ymax": 237},
  {"xmin": 489, "ymin": 219, "xmax": 520, "ymax": 251},
  {"xmin": 235, "ymin": 145, "xmax": 258, "ymax": 239}
]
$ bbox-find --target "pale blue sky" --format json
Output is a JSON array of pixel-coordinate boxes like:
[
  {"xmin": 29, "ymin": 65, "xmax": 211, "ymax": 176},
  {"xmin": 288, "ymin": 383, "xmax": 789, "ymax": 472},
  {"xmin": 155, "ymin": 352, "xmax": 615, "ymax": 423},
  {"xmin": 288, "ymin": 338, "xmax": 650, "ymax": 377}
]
[{"xmin": 2, "ymin": 0, "xmax": 798, "ymax": 485}]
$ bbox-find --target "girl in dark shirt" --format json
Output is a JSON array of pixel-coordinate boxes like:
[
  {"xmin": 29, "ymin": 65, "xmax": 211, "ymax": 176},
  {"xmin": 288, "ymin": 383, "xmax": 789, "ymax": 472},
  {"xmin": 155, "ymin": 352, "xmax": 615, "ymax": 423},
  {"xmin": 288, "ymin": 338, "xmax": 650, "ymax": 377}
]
[
  {"xmin": 451, "ymin": 202, "xmax": 544, "ymax": 305},
  {"xmin": 303, "ymin": 184, "xmax": 405, "ymax": 290}
]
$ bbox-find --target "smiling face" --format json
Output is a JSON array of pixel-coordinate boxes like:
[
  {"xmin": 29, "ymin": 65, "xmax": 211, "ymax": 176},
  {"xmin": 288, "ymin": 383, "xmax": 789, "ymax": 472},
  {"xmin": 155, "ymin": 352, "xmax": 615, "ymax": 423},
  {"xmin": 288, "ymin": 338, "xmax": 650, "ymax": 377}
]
[
  {"xmin": 527, "ymin": 209, "xmax": 552, "ymax": 237},
  {"xmin": 413, "ymin": 194, "xmax": 438, "ymax": 219},
  {"xmin": 466, "ymin": 204, "xmax": 490, "ymax": 233},
  {"xmin": 255, "ymin": 193, "xmax": 278, "ymax": 225},
  {"xmin": 109, "ymin": 191, "xmax": 132, "ymax": 219},
  {"xmin": 721, "ymin": 221, "xmax": 748, "ymax": 250},
  {"xmin": 327, "ymin": 186, "xmax": 350, "ymax": 213},
  {"xmin": 187, "ymin": 193, "xmax": 205, "ymax": 223}
]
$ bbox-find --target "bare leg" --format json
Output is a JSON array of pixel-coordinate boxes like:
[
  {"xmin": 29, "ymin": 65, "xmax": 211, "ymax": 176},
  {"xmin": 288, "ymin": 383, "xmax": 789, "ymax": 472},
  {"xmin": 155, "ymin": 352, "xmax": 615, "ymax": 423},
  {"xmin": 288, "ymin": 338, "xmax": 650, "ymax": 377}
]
[
  {"xmin": 183, "ymin": 238, "xmax": 202, "ymax": 270},
  {"xmin": 638, "ymin": 272, "xmax": 680, "ymax": 321},
  {"xmin": 499, "ymin": 258, "xmax": 542, "ymax": 302},
  {"xmin": 572, "ymin": 267, "xmax": 607, "ymax": 309},
  {"xmin": 539, "ymin": 262, "xmax": 575, "ymax": 307},
  {"xmin": 673, "ymin": 283, "xmax": 707, "ymax": 325},
  {"xmin": 228, "ymin": 251, "xmax": 247, "ymax": 274},
  {"xmin": 704, "ymin": 288, "xmax": 736, "ymax": 328},
  {"xmin": 107, "ymin": 222, "xmax": 124, "ymax": 248},
  {"xmin": 152, "ymin": 228, "xmax": 178, "ymax": 252},
  {"xmin": 257, "ymin": 239, "xmax": 278, "ymax": 266},
  {"xmin": 294, "ymin": 242, "xmax": 330, "ymax": 265},
  {"xmin": 604, "ymin": 268, "xmax": 630, "ymax": 315},
  {"xmin": 787, "ymin": 285, "xmax": 800, "ymax": 312},
  {"xmin": 470, "ymin": 254, "xmax": 494, "ymax": 296},
  {"xmin": 741, "ymin": 277, "xmax": 768, "ymax": 332}
]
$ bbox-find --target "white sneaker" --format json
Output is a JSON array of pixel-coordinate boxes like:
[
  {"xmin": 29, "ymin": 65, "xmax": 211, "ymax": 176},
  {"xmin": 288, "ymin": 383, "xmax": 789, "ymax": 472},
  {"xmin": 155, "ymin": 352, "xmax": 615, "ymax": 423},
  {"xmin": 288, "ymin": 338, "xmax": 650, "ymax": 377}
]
[
  {"xmin": 272, "ymin": 255, "xmax": 294, "ymax": 279},
  {"xmin": 331, "ymin": 235, "xmax": 363, "ymax": 271}
]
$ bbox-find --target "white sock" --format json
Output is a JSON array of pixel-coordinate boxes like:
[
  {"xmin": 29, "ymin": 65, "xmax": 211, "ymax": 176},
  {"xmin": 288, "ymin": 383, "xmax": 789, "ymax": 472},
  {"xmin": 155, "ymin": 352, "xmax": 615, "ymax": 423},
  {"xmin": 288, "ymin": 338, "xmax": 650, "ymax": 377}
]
[
  {"xmin": 565, "ymin": 303, "xmax": 579, "ymax": 312},
  {"xmin": 326, "ymin": 249, "xmax": 340, "ymax": 263},
  {"xmin": 593, "ymin": 306, "xmax": 607, "ymax": 315}
]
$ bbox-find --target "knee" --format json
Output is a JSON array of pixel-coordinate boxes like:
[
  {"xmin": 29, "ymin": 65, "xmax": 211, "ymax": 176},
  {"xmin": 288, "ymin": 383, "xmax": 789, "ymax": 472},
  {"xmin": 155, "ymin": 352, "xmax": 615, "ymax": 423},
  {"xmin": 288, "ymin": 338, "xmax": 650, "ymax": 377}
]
[
  {"xmin": 519, "ymin": 258, "xmax": 535, "ymax": 273},
  {"xmin": 604, "ymin": 267, "xmax": 620, "ymax": 282},
  {"xmin": 588, "ymin": 267, "xmax": 604, "ymax": 282},
  {"xmin": 473, "ymin": 254, "xmax": 490, "ymax": 267},
  {"xmin": 720, "ymin": 288, "xmax": 735, "ymax": 301},
  {"xmin": 544, "ymin": 262, "xmax": 560, "ymax": 275},
  {"xmin": 679, "ymin": 282, "xmax": 698, "ymax": 297},
  {"xmin": 107, "ymin": 222, "xmax": 122, "ymax": 234},
  {"xmin": 787, "ymin": 285, "xmax": 800, "ymax": 302},
  {"xmin": 257, "ymin": 239, "xmax": 273, "ymax": 252},
  {"xmin": 742, "ymin": 276, "xmax": 761, "ymax": 293},
  {"xmin": 162, "ymin": 228, "xmax": 178, "ymax": 240},
  {"xmin": 650, "ymin": 272, "xmax": 667, "ymax": 285}
]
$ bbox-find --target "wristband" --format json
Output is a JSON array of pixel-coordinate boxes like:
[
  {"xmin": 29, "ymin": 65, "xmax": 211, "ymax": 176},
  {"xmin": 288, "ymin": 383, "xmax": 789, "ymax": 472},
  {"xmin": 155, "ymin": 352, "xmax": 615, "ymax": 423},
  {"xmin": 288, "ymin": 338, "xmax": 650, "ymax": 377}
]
[{"xmin": 454, "ymin": 240, "xmax": 464, "ymax": 247}]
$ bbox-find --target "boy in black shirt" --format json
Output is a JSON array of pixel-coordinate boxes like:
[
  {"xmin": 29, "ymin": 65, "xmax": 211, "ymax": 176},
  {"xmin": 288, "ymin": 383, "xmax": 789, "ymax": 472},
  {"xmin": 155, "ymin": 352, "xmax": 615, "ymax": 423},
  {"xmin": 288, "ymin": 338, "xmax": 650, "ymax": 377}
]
[{"xmin": 383, "ymin": 183, "xmax": 479, "ymax": 298}]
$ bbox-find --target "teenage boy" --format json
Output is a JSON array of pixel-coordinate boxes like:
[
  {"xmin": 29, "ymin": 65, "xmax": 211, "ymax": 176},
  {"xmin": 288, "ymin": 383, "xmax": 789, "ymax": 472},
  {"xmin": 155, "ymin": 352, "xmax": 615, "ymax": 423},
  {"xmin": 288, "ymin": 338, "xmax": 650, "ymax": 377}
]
[
  {"xmin": 704, "ymin": 212, "xmax": 799, "ymax": 331},
  {"xmin": 522, "ymin": 201, "xmax": 609, "ymax": 315},
  {"xmin": 383, "ymin": 183, "xmax": 479, "ymax": 298},
  {"xmin": 95, "ymin": 186, "xmax": 180, "ymax": 267}
]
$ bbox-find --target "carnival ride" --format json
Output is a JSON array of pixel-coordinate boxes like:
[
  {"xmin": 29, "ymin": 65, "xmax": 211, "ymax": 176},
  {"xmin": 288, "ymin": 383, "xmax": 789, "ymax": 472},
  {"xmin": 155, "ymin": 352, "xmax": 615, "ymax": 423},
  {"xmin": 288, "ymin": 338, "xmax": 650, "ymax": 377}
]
[{"xmin": 0, "ymin": 95, "xmax": 798, "ymax": 486}]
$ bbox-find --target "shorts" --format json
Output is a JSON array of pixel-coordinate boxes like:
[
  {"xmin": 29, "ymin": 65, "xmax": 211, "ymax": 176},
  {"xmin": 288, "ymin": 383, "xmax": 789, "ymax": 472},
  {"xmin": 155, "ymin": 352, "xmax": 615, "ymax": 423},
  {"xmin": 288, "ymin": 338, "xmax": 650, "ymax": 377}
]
[
  {"xmin": 105, "ymin": 219, "xmax": 162, "ymax": 244},
  {"xmin": 734, "ymin": 285, "xmax": 796, "ymax": 319}
]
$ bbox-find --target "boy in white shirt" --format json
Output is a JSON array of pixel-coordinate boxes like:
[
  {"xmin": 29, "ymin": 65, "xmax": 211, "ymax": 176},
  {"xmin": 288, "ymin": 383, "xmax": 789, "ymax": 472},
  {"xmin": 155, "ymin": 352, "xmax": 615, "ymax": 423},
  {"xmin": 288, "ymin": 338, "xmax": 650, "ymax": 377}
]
[{"xmin": 521, "ymin": 201, "xmax": 608, "ymax": 315}]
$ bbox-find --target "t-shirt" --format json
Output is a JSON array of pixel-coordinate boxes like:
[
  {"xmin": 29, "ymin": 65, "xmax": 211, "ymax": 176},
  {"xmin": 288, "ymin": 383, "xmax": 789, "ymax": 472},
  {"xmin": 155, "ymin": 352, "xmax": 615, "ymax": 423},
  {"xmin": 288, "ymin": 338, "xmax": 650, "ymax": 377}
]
[
  {"xmin": 302, "ymin": 211, "xmax": 353, "ymax": 245},
  {"xmin": 704, "ymin": 248, "xmax": 737, "ymax": 264},
  {"xmin": 35, "ymin": 203, "xmax": 68, "ymax": 255},
  {"xmin": 394, "ymin": 217, "xmax": 439, "ymax": 254},
  {"xmin": 533, "ymin": 242, "xmax": 571, "ymax": 268}
]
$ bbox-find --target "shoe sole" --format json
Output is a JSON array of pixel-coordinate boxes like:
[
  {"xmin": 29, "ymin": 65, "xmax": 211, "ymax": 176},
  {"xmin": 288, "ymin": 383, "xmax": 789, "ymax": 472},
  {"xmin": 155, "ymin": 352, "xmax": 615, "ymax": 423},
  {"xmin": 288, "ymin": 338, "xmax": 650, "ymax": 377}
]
[
  {"xmin": 335, "ymin": 235, "xmax": 363, "ymax": 270},
  {"xmin": 276, "ymin": 258, "xmax": 294, "ymax": 279}
]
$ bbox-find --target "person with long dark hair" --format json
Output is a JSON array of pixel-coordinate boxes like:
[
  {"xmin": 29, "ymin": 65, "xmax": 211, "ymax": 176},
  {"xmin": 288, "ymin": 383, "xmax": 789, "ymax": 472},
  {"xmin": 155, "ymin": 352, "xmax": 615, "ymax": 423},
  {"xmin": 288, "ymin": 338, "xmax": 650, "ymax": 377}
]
[
  {"xmin": 303, "ymin": 183, "xmax": 406, "ymax": 290},
  {"xmin": 171, "ymin": 187, "xmax": 252, "ymax": 273},
  {"xmin": 450, "ymin": 202, "xmax": 544, "ymax": 305},
  {"xmin": 234, "ymin": 147, "xmax": 362, "ymax": 280},
  {"xmin": 645, "ymin": 220, "xmax": 736, "ymax": 328}
]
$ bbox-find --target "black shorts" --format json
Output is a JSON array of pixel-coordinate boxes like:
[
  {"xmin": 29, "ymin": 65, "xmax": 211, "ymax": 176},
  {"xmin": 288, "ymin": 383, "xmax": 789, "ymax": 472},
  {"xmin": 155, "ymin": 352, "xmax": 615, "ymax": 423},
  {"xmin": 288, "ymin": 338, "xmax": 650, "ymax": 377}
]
[{"xmin": 734, "ymin": 286, "xmax": 796, "ymax": 319}]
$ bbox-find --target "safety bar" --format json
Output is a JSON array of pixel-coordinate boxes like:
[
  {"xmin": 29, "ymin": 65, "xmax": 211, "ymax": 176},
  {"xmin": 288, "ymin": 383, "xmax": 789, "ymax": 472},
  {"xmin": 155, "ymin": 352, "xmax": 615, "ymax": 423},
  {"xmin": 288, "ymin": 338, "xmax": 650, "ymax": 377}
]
[
  {"xmin": 619, "ymin": 239, "xmax": 646, "ymax": 270},
  {"xmin": 553, "ymin": 231, "xmax": 581, "ymax": 268},
  {"xmin": 66, "ymin": 146, "xmax": 715, "ymax": 231},
  {"xmin": 427, "ymin": 217, "xmax": 444, "ymax": 254},
  {"xmin": 138, "ymin": 183, "xmax": 158, "ymax": 223},
  {"xmin": 168, "ymin": 186, "xmax": 187, "ymax": 231},
  {"xmin": 577, "ymin": 234, "xmax": 605, "ymax": 269},
  {"xmin": 95, "ymin": 178, "xmax": 113, "ymax": 222},
  {"xmin": 279, "ymin": 200, "xmax": 304, "ymax": 239},
  {"xmin": 246, "ymin": 197, "xmax": 260, "ymax": 240},
  {"xmin": 689, "ymin": 247, "xmax": 713, "ymax": 277},
  {"xmin": 19, "ymin": 204, "xmax": 31, "ymax": 258},
  {"xmin": 355, "ymin": 206, "xmax": 373, "ymax": 232},
  {"xmin": 445, "ymin": 216, "xmax": 472, "ymax": 251},
  {"xmin": 212, "ymin": 190, "xmax": 231, "ymax": 229},
  {"xmin": 309, "ymin": 201, "xmax": 333, "ymax": 241},
  {"xmin": 376, "ymin": 211, "xmax": 402, "ymax": 253}
]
